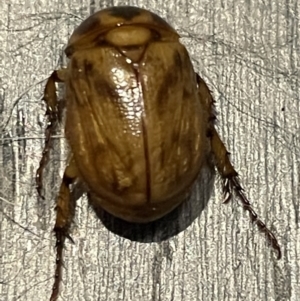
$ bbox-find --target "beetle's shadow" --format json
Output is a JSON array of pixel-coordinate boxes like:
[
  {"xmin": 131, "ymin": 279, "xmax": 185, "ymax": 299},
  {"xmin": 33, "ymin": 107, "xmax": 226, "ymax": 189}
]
[{"xmin": 88, "ymin": 162, "xmax": 215, "ymax": 243}]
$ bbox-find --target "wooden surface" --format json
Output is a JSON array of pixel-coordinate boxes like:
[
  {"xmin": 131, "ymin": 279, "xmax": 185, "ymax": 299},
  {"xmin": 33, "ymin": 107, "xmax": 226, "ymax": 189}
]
[{"xmin": 0, "ymin": 0, "xmax": 299, "ymax": 300}]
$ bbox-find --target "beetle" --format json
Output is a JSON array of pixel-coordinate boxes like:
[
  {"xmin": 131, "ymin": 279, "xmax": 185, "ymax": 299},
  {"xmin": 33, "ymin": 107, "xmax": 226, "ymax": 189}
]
[{"xmin": 36, "ymin": 6, "xmax": 281, "ymax": 301}]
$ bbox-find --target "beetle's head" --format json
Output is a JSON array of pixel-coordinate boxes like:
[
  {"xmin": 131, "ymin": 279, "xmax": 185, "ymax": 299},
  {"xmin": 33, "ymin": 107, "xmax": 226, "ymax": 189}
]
[{"xmin": 65, "ymin": 6, "xmax": 179, "ymax": 57}]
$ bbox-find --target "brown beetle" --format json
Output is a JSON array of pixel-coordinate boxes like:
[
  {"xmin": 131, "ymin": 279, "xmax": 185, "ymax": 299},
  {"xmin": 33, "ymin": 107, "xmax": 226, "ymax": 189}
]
[{"xmin": 36, "ymin": 6, "xmax": 281, "ymax": 301}]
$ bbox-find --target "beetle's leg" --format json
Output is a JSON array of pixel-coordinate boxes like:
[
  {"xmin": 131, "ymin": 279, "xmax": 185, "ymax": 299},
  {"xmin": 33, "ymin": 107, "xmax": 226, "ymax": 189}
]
[
  {"xmin": 210, "ymin": 129, "xmax": 281, "ymax": 259},
  {"xmin": 50, "ymin": 155, "xmax": 79, "ymax": 301},
  {"xmin": 196, "ymin": 73, "xmax": 281, "ymax": 260},
  {"xmin": 36, "ymin": 69, "xmax": 67, "ymax": 198}
]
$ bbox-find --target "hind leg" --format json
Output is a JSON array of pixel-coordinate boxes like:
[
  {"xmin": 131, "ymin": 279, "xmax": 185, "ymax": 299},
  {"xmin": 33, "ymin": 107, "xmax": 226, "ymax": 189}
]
[
  {"xmin": 49, "ymin": 155, "xmax": 79, "ymax": 301},
  {"xmin": 196, "ymin": 74, "xmax": 281, "ymax": 260}
]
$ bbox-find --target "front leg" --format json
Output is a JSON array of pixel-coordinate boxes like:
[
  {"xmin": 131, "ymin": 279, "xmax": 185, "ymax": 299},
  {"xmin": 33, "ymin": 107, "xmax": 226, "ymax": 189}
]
[
  {"xmin": 36, "ymin": 69, "xmax": 67, "ymax": 198},
  {"xmin": 50, "ymin": 155, "xmax": 79, "ymax": 301}
]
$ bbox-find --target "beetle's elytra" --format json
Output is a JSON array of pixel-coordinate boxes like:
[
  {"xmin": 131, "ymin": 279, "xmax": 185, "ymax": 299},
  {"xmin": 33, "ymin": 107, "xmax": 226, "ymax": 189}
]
[{"xmin": 36, "ymin": 6, "xmax": 281, "ymax": 301}]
